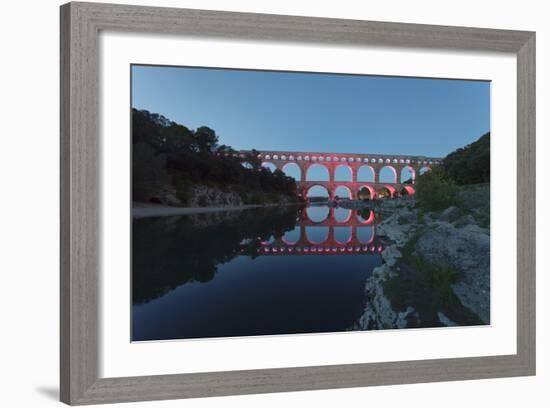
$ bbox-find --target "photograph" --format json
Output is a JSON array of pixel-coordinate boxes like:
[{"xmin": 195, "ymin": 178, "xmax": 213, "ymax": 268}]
[
  {"xmin": 0, "ymin": 0, "xmax": 541, "ymax": 406},
  {"xmin": 131, "ymin": 65, "xmax": 490, "ymax": 342}
]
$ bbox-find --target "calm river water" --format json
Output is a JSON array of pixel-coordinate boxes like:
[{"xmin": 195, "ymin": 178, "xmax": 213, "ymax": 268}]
[{"xmin": 132, "ymin": 205, "xmax": 384, "ymax": 341}]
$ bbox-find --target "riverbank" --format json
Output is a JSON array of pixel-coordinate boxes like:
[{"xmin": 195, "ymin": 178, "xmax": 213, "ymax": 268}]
[
  {"xmin": 357, "ymin": 184, "xmax": 490, "ymax": 329},
  {"xmin": 133, "ymin": 201, "xmax": 303, "ymax": 219}
]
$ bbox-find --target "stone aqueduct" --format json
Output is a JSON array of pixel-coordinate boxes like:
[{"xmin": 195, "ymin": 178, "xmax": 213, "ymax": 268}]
[
  {"xmin": 238, "ymin": 208, "xmax": 385, "ymax": 256},
  {"xmin": 252, "ymin": 233, "xmax": 385, "ymax": 257},
  {"xmin": 240, "ymin": 150, "xmax": 443, "ymax": 199}
]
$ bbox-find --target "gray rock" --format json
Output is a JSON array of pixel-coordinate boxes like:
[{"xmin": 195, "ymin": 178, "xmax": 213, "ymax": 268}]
[
  {"xmin": 376, "ymin": 210, "xmax": 416, "ymax": 246},
  {"xmin": 454, "ymin": 214, "xmax": 475, "ymax": 227},
  {"xmin": 189, "ymin": 185, "xmax": 243, "ymax": 207},
  {"xmin": 357, "ymin": 261, "xmax": 416, "ymax": 330},
  {"xmin": 439, "ymin": 206, "xmax": 461, "ymax": 222},
  {"xmin": 422, "ymin": 212, "xmax": 436, "ymax": 223},
  {"xmin": 157, "ymin": 185, "xmax": 182, "ymax": 206},
  {"xmin": 358, "ymin": 264, "xmax": 397, "ymax": 330},
  {"xmin": 396, "ymin": 306, "xmax": 416, "ymax": 329},
  {"xmin": 381, "ymin": 245, "xmax": 402, "ymax": 267},
  {"xmin": 438, "ymin": 312, "xmax": 458, "ymax": 327},
  {"xmin": 415, "ymin": 222, "xmax": 490, "ymax": 324}
]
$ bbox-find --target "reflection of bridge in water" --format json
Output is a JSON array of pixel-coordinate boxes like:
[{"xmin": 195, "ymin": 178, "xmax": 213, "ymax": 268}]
[
  {"xmin": 258, "ymin": 230, "xmax": 384, "ymax": 256},
  {"xmin": 242, "ymin": 207, "xmax": 385, "ymax": 256},
  {"xmin": 298, "ymin": 206, "xmax": 376, "ymax": 227}
]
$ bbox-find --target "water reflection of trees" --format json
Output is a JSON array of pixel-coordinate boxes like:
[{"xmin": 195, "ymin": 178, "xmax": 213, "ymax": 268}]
[{"xmin": 133, "ymin": 206, "xmax": 301, "ymax": 305}]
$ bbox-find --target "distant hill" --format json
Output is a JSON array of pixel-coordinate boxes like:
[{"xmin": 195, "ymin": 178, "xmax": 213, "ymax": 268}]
[{"xmin": 443, "ymin": 132, "xmax": 490, "ymax": 185}]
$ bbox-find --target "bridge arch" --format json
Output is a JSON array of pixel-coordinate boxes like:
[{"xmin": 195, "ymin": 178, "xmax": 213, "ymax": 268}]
[
  {"xmin": 305, "ymin": 227, "xmax": 329, "ymax": 244},
  {"xmin": 305, "ymin": 205, "xmax": 330, "ymax": 223},
  {"xmin": 334, "ymin": 207, "xmax": 353, "ymax": 223},
  {"xmin": 357, "ymin": 185, "xmax": 376, "ymax": 200},
  {"xmin": 334, "ymin": 185, "xmax": 353, "ymax": 200},
  {"xmin": 357, "ymin": 165, "xmax": 375, "ymax": 182},
  {"xmin": 419, "ymin": 166, "xmax": 432, "ymax": 176},
  {"xmin": 400, "ymin": 185, "xmax": 416, "ymax": 196},
  {"xmin": 379, "ymin": 165, "xmax": 397, "ymax": 183},
  {"xmin": 400, "ymin": 166, "xmax": 415, "ymax": 184},
  {"xmin": 261, "ymin": 161, "xmax": 277, "ymax": 172},
  {"xmin": 282, "ymin": 227, "xmax": 300, "ymax": 245},
  {"xmin": 376, "ymin": 185, "xmax": 396, "ymax": 199},
  {"xmin": 357, "ymin": 226, "xmax": 375, "ymax": 244},
  {"xmin": 260, "ymin": 235, "xmax": 275, "ymax": 245},
  {"xmin": 357, "ymin": 209, "xmax": 376, "ymax": 224},
  {"xmin": 306, "ymin": 163, "xmax": 329, "ymax": 181},
  {"xmin": 282, "ymin": 162, "xmax": 302, "ymax": 181},
  {"xmin": 334, "ymin": 227, "xmax": 353, "ymax": 244},
  {"xmin": 334, "ymin": 164, "xmax": 353, "ymax": 182},
  {"xmin": 306, "ymin": 184, "xmax": 330, "ymax": 201}
]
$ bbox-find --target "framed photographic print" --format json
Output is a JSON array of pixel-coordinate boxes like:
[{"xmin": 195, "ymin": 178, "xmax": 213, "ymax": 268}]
[{"xmin": 60, "ymin": 2, "xmax": 536, "ymax": 405}]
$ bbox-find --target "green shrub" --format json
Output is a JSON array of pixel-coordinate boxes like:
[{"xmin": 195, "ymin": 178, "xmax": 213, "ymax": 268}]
[
  {"xmin": 416, "ymin": 257, "xmax": 458, "ymax": 287},
  {"xmin": 415, "ymin": 257, "xmax": 459, "ymax": 306},
  {"xmin": 415, "ymin": 167, "xmax": 458, "ymax": 211}
]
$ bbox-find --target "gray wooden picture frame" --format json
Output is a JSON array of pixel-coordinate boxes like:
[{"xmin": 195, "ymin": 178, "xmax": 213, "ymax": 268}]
[{"xmin": 60, "ymin": 1, "xmax": 536, "ymax": 405}]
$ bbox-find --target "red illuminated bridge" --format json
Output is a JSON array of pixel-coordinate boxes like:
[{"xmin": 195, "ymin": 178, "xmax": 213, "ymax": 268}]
[
  {"xmin": 253, "ymin": 236, "xmax": 385, "ymax": 256},
  {"xmin": 238, "ymin": 150, "xmax": 442, "ymax": 199},
  {"xmin": 244, "ymin": 224, "xmax": 384, "ymax": 256},
  {"xmin": 240, "ymin": 208, "xmax": 384, "ymax": 256}
]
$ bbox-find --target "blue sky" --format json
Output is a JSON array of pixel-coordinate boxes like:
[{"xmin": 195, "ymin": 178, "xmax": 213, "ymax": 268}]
[{"xmin": 132, "ymin": 65, "xmax": 490, "ymax": 158}]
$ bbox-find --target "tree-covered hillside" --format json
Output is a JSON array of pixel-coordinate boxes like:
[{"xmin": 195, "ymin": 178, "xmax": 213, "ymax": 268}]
[
  {"xmin": 415, "ymin": 132, "xmax": 490, "ymax": 212},
  {"xmin": 132, "ymin": 109, "xmax": 298, "ymax": 205},
  {"xmin": 442, "ymin": 132, "xmax": 490, "ymax": 185}
]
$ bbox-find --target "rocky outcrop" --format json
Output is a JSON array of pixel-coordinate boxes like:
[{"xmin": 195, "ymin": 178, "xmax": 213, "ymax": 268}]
[
  {"xmin": 358, "ymin": 195, "xmax": 490, "ymax": 329},
  {"xmin": 187, "ymin": 185, "xmax": 244, "ymax": 207},
  {"xmin": 414, "ymin": 222, "xmax": 490, "ymax": 324},
  {"xmin": 376, "ymin": 200, "xmax": 418, "ymax": 247},
  {"xmin": 136, "ymin": 181, "xmax": 182, "ymax": 207},
  {"xmin": 454, "ymin": 214, "xmax": 475, "ymax": 228},
  {"xmin": 439, "ymin": 206, "xmax": 461, "ymax": 222},
  {"xmin": 141, "ymin": 183, "xmax": 298, "ymax": 208},
  {"xmin": 138, "ymin": 183, "xmax": 245, "ymax": 207},
  {"xmin": 359, "ymin": 245, "xmax": 421, "ymax": 330}
]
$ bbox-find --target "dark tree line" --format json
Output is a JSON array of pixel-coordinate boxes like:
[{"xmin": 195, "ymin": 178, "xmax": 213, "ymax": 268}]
[
  {"xmin": 442, "ymin": 132, "xmax": 490, "ymax": 185},
  {"xmin": 415, "ymin": 132, "xmax": 490, "ymax": 211},
  {"xmin": 132, "ymin": 109, "xmax": 297, "ymax": 203}
]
